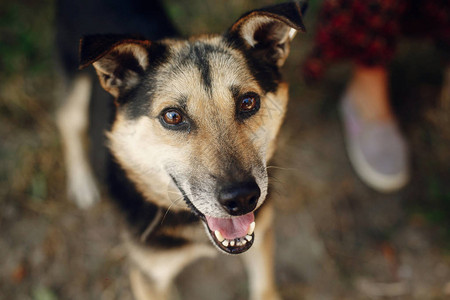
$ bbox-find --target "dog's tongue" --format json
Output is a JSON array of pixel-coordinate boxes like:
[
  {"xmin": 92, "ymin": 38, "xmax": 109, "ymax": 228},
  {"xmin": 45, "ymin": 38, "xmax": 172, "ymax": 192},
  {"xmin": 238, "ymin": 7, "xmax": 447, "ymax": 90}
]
[{"xmin": 206, "ymin": 213, "xmax": 254, "ymax": 240}]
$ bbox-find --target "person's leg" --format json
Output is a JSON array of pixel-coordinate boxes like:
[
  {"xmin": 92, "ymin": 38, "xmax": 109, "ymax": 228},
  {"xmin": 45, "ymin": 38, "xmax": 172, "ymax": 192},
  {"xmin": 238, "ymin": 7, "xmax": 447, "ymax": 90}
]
[
  {"xmin": 340, "ymin": 65, "xmax": 409, "ymax": 192},
  {"xmin": 302, "ymin": 0, "xmax": 410, "ymax": 192},
  {"xmin": 346, "ymin": 66, "xmax": 392, "ymax": 121}
]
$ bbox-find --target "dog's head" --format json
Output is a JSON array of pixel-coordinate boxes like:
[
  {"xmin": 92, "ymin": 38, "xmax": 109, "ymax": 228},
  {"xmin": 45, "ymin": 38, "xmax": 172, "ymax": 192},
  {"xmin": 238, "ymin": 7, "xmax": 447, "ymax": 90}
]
[{"xmin": 80, "ymin": 2, "xmax": 306, "ymax": 254}]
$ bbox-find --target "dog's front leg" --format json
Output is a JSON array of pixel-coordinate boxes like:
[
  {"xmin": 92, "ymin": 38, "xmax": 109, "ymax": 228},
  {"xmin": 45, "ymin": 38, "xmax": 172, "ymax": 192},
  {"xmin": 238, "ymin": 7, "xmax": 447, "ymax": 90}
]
[
  {"xmin": 56, "ymin": 74, "xmax": 100, "ymax": 208},
  {"xmin": 130, "ymin": 266, "xmax": 173, "ymax": 300},
  {"xmin": 241, "ymin": 204, "xmax": 281, "ymax": 300},
  {"xmin": 128, "ymin": 240, "xmax": 216, "ymax": 300}
]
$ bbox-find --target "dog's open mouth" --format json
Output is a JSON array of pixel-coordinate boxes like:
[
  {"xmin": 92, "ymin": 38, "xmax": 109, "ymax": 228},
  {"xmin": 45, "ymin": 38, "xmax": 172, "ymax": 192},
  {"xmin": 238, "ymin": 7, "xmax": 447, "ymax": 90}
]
[
  {"xmin": 170, "ymin": 175, "xmax": 256, "ymax": 254},
  {"xmin": 204, "ymin": 213, "xmax": 255, "ymax": 254}
]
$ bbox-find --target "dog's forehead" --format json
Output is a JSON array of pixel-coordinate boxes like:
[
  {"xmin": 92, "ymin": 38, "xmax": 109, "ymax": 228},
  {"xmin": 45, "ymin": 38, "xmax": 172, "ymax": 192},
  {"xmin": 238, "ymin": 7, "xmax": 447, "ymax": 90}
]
[{"xmin": 150, "ymin": 36, "xmax": 261, "ymax": 113}]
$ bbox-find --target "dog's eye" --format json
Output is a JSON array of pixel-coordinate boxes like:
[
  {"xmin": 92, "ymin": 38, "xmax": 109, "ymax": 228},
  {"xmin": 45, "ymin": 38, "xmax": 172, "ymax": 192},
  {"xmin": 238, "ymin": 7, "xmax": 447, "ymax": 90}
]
[
  {"xmin": 162, "ymin": 109, "xmax": 183, "ymax": 125},
  {"xmin": 238, "ymin": 92, "xmax": 260, "ymax": 120},
  {"xmin": 241, "ymin": 96, "xmax": 257, "ymax": 111},
  {"xmin": 159, "ymin": 108, "xmax": 191, "ymax": 132}
]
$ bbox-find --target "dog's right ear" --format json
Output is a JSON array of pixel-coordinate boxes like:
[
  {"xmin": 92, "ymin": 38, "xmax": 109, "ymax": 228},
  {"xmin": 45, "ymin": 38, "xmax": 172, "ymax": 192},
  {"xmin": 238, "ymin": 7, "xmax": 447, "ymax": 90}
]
[{"xmin": 79, "ymin": 35, "xmax": 151, "ymax": 98}]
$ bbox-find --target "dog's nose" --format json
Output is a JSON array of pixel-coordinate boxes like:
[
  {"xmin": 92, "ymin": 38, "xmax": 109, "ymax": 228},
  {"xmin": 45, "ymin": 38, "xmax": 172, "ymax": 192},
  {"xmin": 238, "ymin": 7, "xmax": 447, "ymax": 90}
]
[{"xmin": 218, "ymin": 181, "xmax": 260, "ymax": 216}]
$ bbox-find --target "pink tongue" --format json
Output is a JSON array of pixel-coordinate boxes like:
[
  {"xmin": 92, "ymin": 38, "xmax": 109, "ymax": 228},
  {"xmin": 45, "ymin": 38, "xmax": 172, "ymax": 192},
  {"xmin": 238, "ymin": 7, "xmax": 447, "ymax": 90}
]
[{"xmin": 206, "ymin": 213, "xmax": 254, "ymax": 240}]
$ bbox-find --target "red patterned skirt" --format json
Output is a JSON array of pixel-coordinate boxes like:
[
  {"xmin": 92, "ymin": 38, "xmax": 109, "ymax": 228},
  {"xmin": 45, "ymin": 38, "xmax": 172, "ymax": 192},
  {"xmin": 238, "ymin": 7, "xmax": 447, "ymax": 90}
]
[{"xmin": 303, "ymin": 0, "xmax": 450, "ymax": 81}]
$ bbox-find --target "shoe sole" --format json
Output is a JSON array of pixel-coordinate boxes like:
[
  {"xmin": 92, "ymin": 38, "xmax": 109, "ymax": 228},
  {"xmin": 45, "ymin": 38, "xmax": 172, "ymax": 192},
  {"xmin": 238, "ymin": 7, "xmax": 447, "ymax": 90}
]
[{"xmin": 344, "ymin": 124, "xmax": 409, "ymax": 193}]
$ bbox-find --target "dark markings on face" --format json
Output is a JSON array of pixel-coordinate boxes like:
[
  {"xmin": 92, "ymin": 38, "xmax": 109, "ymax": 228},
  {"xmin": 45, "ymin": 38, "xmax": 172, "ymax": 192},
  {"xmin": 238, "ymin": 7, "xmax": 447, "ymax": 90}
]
[
  {"xmin": 116, "ymin": 36, "xmax": 279, "ymax": 121},
  {"xmin": 224, "ymin": 35, "xmax": 281, "ymax": 94},
  {"xmin": 174, "ymin": 42, "xmax": 234, "ymax": 97},
  {"xmin": 192, "ymin": 45, "xmax": 212, "ymax": 96},
  {"xmin": 121, "ymin": 75, "xmax": 155, "ymax": 119},
  {"xmin": 119, "ymin": 40, "xmax": 239, "ymax": 119},
  {"xmin": 241, "ymin": 47, "xmax": 280, "ymax": 93},
  {"xmin": 170, "ymin": 174, "xmax": 204, "ymax": 219},
  {"xmin": 223, "ymin": 154, "xmax": 254, "ymax": 183},
  {"xmin": 118, "ymin": 42, "xmax": 170, "ymax": 119},
  {"xmin": 174, "ymin": 94, "xmax": 188, "ymax": 110},
  {"xmin": 229, "ymin": 85, "xmax": 241, "ymax": 101},
  {"xmin": 189, "ymin": 136, "xmax": 254, "ymax": 189}
]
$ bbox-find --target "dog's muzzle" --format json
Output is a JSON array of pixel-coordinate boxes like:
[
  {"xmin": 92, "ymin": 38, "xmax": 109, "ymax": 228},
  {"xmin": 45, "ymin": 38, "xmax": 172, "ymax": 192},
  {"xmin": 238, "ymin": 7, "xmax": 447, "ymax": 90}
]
[
  {"xmin": 173, "ymin": 175, "xmax": 259, "ymax": 254},
  {"xmin": 203, "ymin": 180, "xmax": 260, "ymax": 254}
]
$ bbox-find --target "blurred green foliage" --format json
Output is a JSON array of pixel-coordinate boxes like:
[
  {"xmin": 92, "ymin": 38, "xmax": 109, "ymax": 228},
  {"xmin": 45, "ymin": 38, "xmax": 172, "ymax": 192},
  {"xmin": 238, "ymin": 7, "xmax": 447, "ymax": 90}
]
[
  {"xmin": 0, "ymin": 0, "xmax": 54, "ymax": 78},
  {"xmin": 33, "ymin": 286, "xmax": 58, "ymax": 300}
]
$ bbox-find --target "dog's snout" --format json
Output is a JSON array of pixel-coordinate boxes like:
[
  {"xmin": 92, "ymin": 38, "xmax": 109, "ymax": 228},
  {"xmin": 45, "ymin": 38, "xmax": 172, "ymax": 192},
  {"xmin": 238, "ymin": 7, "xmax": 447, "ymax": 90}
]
[{"xmin": 218, "ymin": 181, "xmax": 260, "ymax": 216}]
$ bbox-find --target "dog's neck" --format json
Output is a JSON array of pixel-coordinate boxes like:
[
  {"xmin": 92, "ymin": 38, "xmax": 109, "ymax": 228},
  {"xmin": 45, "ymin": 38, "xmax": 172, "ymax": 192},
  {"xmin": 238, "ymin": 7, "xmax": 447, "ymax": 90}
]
[{"xmin": 107, "ymin": 155, "xmax": 200, "ymax": 242}]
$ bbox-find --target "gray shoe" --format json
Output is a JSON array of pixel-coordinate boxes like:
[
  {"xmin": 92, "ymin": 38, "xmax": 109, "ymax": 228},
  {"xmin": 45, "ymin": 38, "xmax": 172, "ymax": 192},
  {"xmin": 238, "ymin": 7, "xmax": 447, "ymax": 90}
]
[{"xmin": 340, "ymin": 95, "xmax": 409, "ymax": 193}]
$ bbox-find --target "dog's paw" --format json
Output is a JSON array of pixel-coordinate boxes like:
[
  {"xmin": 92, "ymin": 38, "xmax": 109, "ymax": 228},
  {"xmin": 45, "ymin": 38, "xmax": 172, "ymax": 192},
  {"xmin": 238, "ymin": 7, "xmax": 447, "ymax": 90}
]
[{"xmin": 67, "ymin": 166, "xmax": 100, "ymax": 209}]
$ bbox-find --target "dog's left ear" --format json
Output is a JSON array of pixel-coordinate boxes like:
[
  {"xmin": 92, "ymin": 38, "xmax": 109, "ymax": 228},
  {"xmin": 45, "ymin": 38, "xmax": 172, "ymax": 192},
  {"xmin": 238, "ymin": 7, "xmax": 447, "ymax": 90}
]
[
  {"xmin": 227, "ymin": 1, "xmax": 307, "ymax": 67},
  {"xmin": 79, "ymin": 35, "xmax": 151, "ymax": 98}
]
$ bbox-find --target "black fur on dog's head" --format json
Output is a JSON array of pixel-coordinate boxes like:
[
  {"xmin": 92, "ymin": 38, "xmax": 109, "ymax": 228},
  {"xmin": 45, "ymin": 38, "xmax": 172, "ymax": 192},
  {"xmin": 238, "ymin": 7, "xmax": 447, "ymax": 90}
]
[{"xmin": 80, "ymin": 1, "xmax": 306, "ymax": 254}]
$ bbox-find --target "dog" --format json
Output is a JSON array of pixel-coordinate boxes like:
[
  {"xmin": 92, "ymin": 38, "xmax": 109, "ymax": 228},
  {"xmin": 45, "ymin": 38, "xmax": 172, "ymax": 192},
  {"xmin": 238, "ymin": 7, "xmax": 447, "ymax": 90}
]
[{"xmin": 56, "ymin": 1, "xmax": 307, "ymax": 299}]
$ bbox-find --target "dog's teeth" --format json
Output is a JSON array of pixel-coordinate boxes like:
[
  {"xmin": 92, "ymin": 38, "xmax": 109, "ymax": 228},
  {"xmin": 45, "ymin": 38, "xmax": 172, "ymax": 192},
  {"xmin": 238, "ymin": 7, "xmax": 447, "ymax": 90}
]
[
  {"xmin": 247, "ymin": 222, "xmax": 255, "ymax": 235},
  {"xmin": 222, "ymin": 239, "xmax": 229, "ymax": 247},
  {"xmin": 230, "ymin": 240, "xmax": 235, "ymax": 247},
  {"xmin": 245, "ymin": 235, "xmax": 253, "ymax": 242},
  {"xmin": 214, "ymin": 230, "xmax": 225, "ymax": 242},
  {"xmin": 236, "ymin": 240, "xmax": 242, "ymax": 246},
  {"xmin": 241, "ymin": 239, "xmax": 247, "ymax": 245}
]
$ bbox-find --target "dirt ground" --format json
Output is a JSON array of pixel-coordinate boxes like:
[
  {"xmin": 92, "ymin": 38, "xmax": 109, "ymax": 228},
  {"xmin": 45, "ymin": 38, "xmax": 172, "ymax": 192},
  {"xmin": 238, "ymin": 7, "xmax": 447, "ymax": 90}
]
[{"xmin": 1, "ymin": 1, "xmax": 450, "ymax": 299}]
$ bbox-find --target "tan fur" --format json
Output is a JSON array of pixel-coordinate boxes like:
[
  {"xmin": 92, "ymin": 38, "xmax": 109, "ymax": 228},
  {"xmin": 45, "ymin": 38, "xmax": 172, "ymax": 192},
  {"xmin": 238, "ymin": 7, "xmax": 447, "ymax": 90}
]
[
  {"xmin": 102, "ymin": 35, "xmax": 290, "ymax": 300},
  {"xmin": 107, "ymin": 37, "xmax": 290, "ymax": 218},
  {"xmin": 127, "ymin": 236, "xmax": 216, "ymax": 296},
  {"xmin": 78, "ymin": 3, "xmax": 306, "ymax": 298},
  {"xmin": 127, "ymin": 203, "xmax": 278, "ymax": 300}
]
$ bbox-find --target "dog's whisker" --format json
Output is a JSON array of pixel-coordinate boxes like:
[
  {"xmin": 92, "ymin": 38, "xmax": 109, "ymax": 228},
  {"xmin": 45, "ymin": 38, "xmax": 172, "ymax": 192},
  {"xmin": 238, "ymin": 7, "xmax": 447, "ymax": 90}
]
[
  {"xmin": 266, "ymin": 165, "xmax": 299, "ymax": 172},
  {"xmin": 267, "ymin": 174, "xmax": 283, "ymax": 181},
  {"xmin": 268, "ymin": 176, "xmax": 288, "ymax": 188},
  {"xmin": 167, "ymin": 190, "xmax": 183, "ymax": 195},
  {"xmin": 161, "ymin": 190, "xmax": 197, "ymax": 225},
  {"xmin": 161, "ymin": 202, "xmax": 177, "ymax": 225},
  {"xmin": 160, "ymin": 195, "xmax": 189, "ymax": 226},
  {"xmin": 268, "ymin": 179, "xmax": 284, "ymax": 185},
  {"xmin": 167, "ymin": 194, "xmax": 188, "ymax": 208}
]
